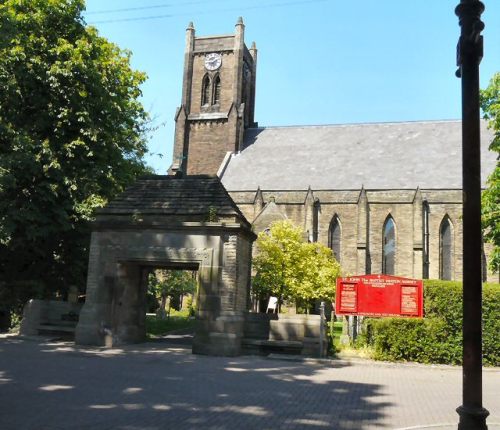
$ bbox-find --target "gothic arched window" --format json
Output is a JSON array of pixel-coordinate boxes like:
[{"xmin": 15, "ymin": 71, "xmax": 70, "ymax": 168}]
[
  {"xmin": 212, "ymin": 74, "xmax": 221, "ymax": 105},
  {"xmin": 201, "ymin": 74, "xmax": 210, "ymax": 106},
  {"xmin": 382, "ymin": 216, "xmax": 396, "ymax": 275},
  {"xmin": 328, "ymin": 215, "xmax": 341, "ymax": 263},
  {"xmin": 439, "ymin": 216, "xmax": 453, "ymax": 280}
]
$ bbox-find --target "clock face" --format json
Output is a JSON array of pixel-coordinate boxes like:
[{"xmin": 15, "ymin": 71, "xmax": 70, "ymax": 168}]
[{"xmin": 204, "ymin": 53, "xmax": 222, "ymax": 71}]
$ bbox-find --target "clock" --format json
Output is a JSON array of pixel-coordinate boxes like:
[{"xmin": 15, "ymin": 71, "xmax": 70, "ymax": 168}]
[{"xmin": 204, "ymin": 53, "xmax": 222, "ymax": 71}]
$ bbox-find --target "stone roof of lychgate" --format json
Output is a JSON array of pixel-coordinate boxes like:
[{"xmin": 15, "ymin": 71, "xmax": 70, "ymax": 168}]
[
  {"xmin": 98, "ymin": 175, "xmax": 249, "ymax": 224},
  {"xmin": 220, "ymin": 120, "xmax": 497, "ymax": 191}
]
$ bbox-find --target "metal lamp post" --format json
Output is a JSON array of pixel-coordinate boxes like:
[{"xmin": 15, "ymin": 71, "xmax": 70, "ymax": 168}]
[{"xmin": 455, "ymin": 0, "xmax": 489, "ymax": 428}]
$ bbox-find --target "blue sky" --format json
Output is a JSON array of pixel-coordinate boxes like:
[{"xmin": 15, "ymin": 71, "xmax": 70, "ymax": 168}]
[{"xmin": 83, "ymin": 0, "xmax": 500, "ymax": 173}]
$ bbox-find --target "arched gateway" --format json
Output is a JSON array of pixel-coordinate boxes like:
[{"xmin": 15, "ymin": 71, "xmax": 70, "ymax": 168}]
[{"xmin": 75, "ymin": 175, "xmax": 256, "ymax": 356}]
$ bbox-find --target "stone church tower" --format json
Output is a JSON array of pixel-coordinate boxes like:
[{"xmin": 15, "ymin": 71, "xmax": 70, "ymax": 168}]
[{"xmin": 171, "ymin": 18, "xmax": 257, "ymax": 175}]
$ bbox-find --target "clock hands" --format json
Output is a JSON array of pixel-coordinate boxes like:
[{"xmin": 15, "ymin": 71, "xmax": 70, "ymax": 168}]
[{"xmin": 205, "ymin": 53, "xmax": 221, "ymax": 70}]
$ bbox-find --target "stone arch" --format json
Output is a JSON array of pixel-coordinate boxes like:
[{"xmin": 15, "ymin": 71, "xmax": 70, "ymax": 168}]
[
  {"xmin": 212, "ymin": 73, "xmax": 221, "ymax": 105},
  {"xmin": 201, "ymin": 73, "xmax": 211, "ymax": 106},
  {"xmin": 328, "ymin": 214, "xmax": 342, "ymax": 263},
  {"xmin": 382, "ymin": 215, "xmax": 396, "ymax": 275},
  {"xmin": 439, "ymin": 215, "xmax": 454, "ymax": 280}
]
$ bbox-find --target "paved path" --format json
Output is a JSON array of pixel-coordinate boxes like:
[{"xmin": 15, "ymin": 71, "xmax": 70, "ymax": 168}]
[{"xmin": 0, "ymin": 336, "xmax": 498, "ymax": 430}]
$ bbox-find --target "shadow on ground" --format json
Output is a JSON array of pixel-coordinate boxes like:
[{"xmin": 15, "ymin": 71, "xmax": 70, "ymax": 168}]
[{"xmin": 0, "ymin": 336, "xmax": 391, "ymax": 430}]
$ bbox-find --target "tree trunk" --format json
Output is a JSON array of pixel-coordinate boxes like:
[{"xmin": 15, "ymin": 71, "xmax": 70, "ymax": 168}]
[{"xmin": 158, "ymin": 295, "xmax": 167, "ymax": 320}]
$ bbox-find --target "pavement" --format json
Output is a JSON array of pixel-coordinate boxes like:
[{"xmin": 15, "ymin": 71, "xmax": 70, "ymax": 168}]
[{"xmin": 0, "ymin": 335, "xmax": 498, "ymax": 430}]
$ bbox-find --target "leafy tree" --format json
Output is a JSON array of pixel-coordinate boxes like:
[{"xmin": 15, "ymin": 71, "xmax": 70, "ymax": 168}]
[
  {"xmin": 480, "ymin": 72, "xmax": 500, "ymax": 272},
  {"xmin": 0, "ymin": 0, "xmax": 151, "ymax": 322},
  {"xmin": 148, "ymin": 270, "xmax": 197, "ymax": 319},
  {"xmin": 252, "ymin": 220, "xmax": 341, "ymax": 311},
  {"xmin": 294, "ymin": 242, "xmax": 341, "ymax": 303}
]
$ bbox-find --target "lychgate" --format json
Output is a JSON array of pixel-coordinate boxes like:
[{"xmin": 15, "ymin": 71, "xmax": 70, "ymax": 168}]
[{"xmin": 75, "ymin": 175, "xmax": 256, "ymax": 356}]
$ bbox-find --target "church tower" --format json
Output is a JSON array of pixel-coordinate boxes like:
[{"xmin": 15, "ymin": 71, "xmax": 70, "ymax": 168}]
[{"xmin": 171, "ymin": 18, "xmax": 257, "ymax": 175}]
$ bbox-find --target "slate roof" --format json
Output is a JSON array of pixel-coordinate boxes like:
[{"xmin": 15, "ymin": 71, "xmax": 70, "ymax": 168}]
[
  {"xmin": 98, "ymin": 175, "xmax": 248, "ymax": 224},
  {"xmin": 220, "ymin": 120, "xmax": 497, "ymax": 190}
]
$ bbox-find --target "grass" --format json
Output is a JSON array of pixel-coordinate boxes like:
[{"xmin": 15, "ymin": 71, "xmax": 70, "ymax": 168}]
[{"xmin": 145, "ymin": 310, "xmax": 196, "ymax": 337}]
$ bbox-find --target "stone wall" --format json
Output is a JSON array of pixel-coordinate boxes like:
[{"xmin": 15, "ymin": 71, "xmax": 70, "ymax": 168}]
[
  {"xmin": 230, "ymin": 188, "xmax": 498, "ymax": 282},
  {"xmin": 243, "ymin": 313, "xmax": 326, "ymax": 357},
  {"xmin": 186, "ymin": 120, "xmax": 234, "ymax": 175}
]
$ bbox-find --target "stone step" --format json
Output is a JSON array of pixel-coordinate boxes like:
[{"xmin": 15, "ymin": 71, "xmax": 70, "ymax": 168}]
[{"xmin": 242, "ymin": 338, "xmax": 303, "ymax": 356}]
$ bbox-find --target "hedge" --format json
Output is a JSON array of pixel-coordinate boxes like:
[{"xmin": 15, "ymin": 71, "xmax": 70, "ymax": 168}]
[{"xmin": 360, "ymin": 280, "xmax": 500, "ymax": 366}]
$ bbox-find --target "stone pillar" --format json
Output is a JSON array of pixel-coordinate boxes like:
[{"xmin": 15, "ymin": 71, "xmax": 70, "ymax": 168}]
[
  {"xmin": 304, "ymin": 187, "xmax": 315, "ymax": 241},
  {"xmin": 356, "ymin": 187, "xmax": 370, "ymax": 274},
  {"xmin": 19, "ymin": 300, "xmax": 48, "ymax": 336},
  {"xmin": 181, "ymin": 22, "xmax": 195, "ymax": 111},
  {"xmin": 193, "ymin": 234, "xmax": 249, "ymax": 356},
  {"xmin": 412, "ymin": 188, "xmax": 424, "ymax": 278},
  {"xmin": 111, "ymin": 263, "xmax": 146, "ymax": 345},
  {"xmin": 233, "ymin": 17, "xmax": 245, "ymax": 105},
  {"xmin": 75, "ymin": 232, "xmax": 110, "ymax": 346},
  {"xmin": 172, "ymin": 106, "xmax": 188, "ymax": 174},
  {"xmin": 253, "ymin": 187, "xmax": 264, "ymax": 219},
  {"xmin": 249, "ymin": 41, "xmax": 258, "ymax": 126}
]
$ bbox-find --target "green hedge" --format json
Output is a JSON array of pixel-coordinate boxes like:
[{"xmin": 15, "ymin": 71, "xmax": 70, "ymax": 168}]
[{"xmin": 361, "ymin": 280, "xmax": 500, "ymax": 366}]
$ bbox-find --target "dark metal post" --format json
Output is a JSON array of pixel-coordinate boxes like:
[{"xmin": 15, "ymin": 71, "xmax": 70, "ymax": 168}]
[{"xmin": 455, "ymin": 1, "xmax": 489, "ymax": 429}]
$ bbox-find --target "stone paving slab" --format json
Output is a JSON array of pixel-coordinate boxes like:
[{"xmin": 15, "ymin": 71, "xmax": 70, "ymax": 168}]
[{"xmin": 0, "ymin": 336, "xmax": 498, "ymax": 430}]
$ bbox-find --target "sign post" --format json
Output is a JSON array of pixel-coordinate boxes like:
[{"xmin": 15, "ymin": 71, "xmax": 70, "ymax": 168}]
[{"xmin": 335, "ymin": 275, "xmax": 423, "ymax": 318}]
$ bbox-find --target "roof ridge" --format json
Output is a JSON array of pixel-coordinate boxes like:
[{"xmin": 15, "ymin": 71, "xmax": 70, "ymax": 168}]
[{"xmin": 248, "ymin": 119, "xmax": 463, "ymax": 130}]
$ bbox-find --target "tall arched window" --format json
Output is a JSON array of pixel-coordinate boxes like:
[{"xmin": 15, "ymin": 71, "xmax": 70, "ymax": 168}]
[
  {"xmin": 201, "ymin": 74, "xmax": 210, "ymax": 106},
  {"xmin": 212, "ymin": 75, "xmax": 221, "ymax": 105},
  {"xmin": 328, "ymin": 215, "xmax": 341, "ymax": 263},
  {"xmin": 440, "ymin": 216, "xmax": 453, "ymax": 280},
  {"xmin": 382, "ymin": 216, "xmax": 396, "ymax": 275}
]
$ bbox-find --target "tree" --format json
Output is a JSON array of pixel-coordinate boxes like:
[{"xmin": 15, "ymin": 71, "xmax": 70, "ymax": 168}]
[
  {"xmin": 480, "ymin": 72, "xmax": 500, "ymax": 273},
  {"xmin": 148, "ymin": 270, "xmax": 197, "ymax": 319},
  {"xmin": 252, "ymin": 220, "xmax": 341, "ymax": 311},
  {"xmin": 0, "ymin": 0, "xmax": 151, "ymax": 322}
]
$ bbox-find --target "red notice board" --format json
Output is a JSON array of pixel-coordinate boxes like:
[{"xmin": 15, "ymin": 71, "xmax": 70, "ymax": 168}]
[{"xmin": 335, "ymin": 274, "xmax": 423, "ymax": 318}]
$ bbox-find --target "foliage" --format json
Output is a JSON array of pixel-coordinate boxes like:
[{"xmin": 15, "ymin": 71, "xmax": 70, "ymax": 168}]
[
  {"xmin": 185, "ymin": 295, "xmax": 196, "ymax": 317},
  {"xmin": 480, "ymin": 72, "xmax": 500, "ymax": 272},
  {"xmin": 148, "ymin": 270, "xmax": 197, "ymax": 318},
  {"xmin": 252, "ymin": 220, "xmax": 341, "ymax": 308},
  {"xmin": 206, "ymin": 206, "xmax": 218, "ymax": 222},
  {"xmin": 359, "ymin": 280, "xmax": 500, "ymax": 366},
  {"xmin": 0, "ymin": 0, "xmax": 151, "ymax": 320}
]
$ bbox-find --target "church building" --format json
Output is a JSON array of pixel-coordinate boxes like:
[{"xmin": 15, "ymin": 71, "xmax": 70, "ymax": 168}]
[{"xmin": 170, "ymin": 19, "xmax": 498, "ymax": 283}]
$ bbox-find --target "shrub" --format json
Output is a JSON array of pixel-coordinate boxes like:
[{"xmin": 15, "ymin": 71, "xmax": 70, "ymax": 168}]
[{"xmin": 361, "ymin": 280, "xmax": 499, "ymax": 366}]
